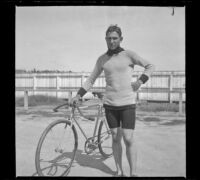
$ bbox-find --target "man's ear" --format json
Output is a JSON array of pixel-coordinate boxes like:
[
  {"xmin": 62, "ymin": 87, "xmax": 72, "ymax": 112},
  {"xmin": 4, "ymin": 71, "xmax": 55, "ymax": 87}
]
[{"xmin": 120, "ymin": 36, "xmax": 123, "ymax": 42}]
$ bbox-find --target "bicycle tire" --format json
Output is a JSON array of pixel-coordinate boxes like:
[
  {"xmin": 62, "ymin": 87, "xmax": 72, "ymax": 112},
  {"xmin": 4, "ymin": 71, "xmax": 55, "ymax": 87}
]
[
  {"xmin": 98, "ymin": 120, "xmax": 112, "ymax": 158},
  {"xmin": 35, "ymin": 119, "xmax": 78, "ymax": 176}
]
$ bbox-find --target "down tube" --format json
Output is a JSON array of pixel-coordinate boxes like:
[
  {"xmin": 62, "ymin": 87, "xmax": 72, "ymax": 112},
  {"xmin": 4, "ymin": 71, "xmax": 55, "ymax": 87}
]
[
  {"xmin": 73, "ymin": 117, "xmax": 88, "ymax": 140},
  {"xmin": 92, "ymin": 116, "xmax": 100, "ymax": 138}
]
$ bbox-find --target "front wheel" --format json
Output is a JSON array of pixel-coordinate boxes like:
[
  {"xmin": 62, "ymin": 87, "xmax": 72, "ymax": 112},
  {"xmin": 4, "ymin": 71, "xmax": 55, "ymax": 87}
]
[
  {"xmin": 98, "ymin": 119, "xmax": 113, "ymax": 158},
  {"xmin": 35, "ymin": 119, "xmax": 78, "ymax": 176}
]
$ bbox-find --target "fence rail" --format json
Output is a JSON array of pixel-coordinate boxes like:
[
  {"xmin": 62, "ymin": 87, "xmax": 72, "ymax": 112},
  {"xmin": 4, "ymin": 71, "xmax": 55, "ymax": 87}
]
[
  {"xmin": 21, "ymin": 88, "xmax": 185, "ymax": 115},
  {"xmin": 15, "ymin": 71, "xmax": 185, "ymax": 102}
]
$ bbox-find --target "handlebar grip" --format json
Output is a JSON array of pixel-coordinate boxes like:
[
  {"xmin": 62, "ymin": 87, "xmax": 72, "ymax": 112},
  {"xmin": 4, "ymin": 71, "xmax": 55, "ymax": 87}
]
[
  {"xmin": 73, "ymin": 101, "xmax": 77, "ymax": 106},
  {"xmin": 53, "ymin": 108, "xmax": 58, "ymax": 112},
  {"xmin": 88, "ymin": 117, "xmax": 95, "ymax": 121},
  {"xmin": 53, "ymin": 102, "xmax": 69, "ymax": 112}
]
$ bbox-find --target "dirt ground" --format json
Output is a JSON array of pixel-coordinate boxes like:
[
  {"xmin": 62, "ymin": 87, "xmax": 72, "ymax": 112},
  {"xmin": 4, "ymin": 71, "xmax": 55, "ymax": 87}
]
[{"xmin": 15, "ymin": 105, "xmax": 186, "ymax": 177}]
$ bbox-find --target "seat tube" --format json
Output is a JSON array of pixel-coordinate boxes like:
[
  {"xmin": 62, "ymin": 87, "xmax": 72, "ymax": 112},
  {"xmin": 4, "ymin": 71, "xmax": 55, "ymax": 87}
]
[
  {"xmin": 74, "ymin": 117, "xmax": 88, "ymax": 140},
  {"xmin": 92, "ymin": 105, "xmax": 101, "ymax": 138},
  {"xmin": 100, "ymin": 105, "xmax": 109, "ymax": 130},
  {"xmin": 93, "ymin": 118, "xmax": 100, "ymax": 138}
]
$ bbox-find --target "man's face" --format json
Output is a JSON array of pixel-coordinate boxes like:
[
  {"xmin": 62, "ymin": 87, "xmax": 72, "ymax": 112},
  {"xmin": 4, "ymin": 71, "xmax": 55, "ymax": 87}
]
[{"xmin": 105, "ymin": 31, "xmax": 123, "ymax": 50}]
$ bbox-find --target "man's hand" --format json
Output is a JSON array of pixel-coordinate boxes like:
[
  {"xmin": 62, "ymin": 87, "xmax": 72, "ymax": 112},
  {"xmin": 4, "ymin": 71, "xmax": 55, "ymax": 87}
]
[
  {"xmin": 131, "ymin": 80, "xmax": 143, "ymax": 91},
  {"xmin": 69, "ymin": 94, "xmax": 81, "ymax": 106}
]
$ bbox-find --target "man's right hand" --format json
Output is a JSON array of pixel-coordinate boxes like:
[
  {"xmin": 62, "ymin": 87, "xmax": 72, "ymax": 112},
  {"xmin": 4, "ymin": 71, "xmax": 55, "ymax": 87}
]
[{"xmin": 69, "ymin": 94, "xmax": 81, "ymax": 106}]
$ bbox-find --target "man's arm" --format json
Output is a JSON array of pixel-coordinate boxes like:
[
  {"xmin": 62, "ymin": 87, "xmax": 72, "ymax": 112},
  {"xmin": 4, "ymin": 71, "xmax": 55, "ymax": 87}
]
[
  {"xmin": 76, "ymin": 57, "xmax": 103, "ymax": 98},
  {"xmin": 127, "ymin": 50, "xmax": 155, "ymax": 84}
]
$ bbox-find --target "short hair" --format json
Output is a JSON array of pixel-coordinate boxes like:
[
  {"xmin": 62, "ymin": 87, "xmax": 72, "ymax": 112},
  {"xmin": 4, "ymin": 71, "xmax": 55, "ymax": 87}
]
[{"xmin": 106, "ymin": 24, "xmax": 122, "ymax": 37}]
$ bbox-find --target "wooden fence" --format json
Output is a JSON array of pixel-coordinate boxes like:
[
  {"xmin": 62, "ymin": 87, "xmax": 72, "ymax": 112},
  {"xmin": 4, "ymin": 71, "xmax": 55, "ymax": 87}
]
[
  {"xmin": 15, "ymin": 71, "xmax": 185, "ymax": 103},
  {"xmin": 22, "ymin": 89, "xmax": 185, "ymax": 115}
]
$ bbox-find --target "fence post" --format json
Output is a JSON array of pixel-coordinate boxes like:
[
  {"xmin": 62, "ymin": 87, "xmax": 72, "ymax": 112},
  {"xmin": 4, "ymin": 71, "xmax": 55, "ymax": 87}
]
[
  {"xmin": 24, "ymin": 90, "xmax": 28, "ymax": 110},
  {"xmin": 81, "ymin": 75, "xmax": 84, "ymax": 86},
  {"xmin": 56, "ymin": 75, "xmax": 60, "ymax": 98},
  {"xmin": 179, "ymin": 91, "xmax": 183, "ymax": 115},
  {"xmin": 33, "ymin": 75, "xmax": 36, "ymax": 96},
  {"xmin": 136, "ymin": 91, "xmax": 139, "ymax": 102},
  {"xmin": 137, "ymin": 74, "xmax": 141, "ymax": 102},
  {"xmin": 169, "ymin": 72, "xmax": 173, "ymax": 103}
]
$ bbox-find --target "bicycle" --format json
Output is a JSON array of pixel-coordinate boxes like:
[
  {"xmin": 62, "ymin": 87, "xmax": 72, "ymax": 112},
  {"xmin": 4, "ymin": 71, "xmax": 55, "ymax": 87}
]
[{"xmin": 35, "ymin": 93, "xmax": 113, "ymax": 176}]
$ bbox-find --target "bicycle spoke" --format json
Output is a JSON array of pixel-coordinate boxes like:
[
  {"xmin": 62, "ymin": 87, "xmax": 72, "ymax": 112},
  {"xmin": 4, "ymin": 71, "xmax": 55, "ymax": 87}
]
[
  {"xmin": 48, "ymin": 123, "xmax": 69, "ymax": 152},
  {"xmin": 36, "ymin": 120, "xmax": 77, "ymax": 176},
  {"xmin": 47, "ymin": 165, "xmax": 57, "ymax": 176},
  {"xmin": 98, "ymin": 121, "xmax": 113, "ymax": 158}
]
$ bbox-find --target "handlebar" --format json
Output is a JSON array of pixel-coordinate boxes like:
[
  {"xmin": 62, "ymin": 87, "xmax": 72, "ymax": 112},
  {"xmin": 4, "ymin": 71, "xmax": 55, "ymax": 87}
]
[
  {"xmin": 53, "ymin": 91, "xmax": 104, "ymax": 113},
  {"xmin": 53, "ymin": 101, "xmax": 85, "ymax": 112},
  {"xmin": 53, "ymin": 102, "xmax": 71, "ymax": 112},
  {"xmin": 53, "ymin": 98, "xmax": 104, "ymax": 122}
]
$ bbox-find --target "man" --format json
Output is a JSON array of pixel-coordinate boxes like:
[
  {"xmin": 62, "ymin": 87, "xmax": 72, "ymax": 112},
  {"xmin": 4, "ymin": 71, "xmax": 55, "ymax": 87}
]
[{"xmin": 70, "ymin": 25, "xmax": 155, "ymax": 176}]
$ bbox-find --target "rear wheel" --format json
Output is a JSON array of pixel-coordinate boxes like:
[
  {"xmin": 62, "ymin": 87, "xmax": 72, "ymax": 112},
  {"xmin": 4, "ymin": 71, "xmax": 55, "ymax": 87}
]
[
  {"xmin": 35, "ymin": 119, "xmax": 78, "ymax": 176},
  {"xmin": 98, "ymin": 119, "xmax": 112, "ymax": 158}
]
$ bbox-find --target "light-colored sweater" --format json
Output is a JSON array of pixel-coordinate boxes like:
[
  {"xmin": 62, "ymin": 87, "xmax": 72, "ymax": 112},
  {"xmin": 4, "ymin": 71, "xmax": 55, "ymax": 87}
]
[{"xmin": 82, "ymin": 50, "xmax": 155, "ymax": 106}]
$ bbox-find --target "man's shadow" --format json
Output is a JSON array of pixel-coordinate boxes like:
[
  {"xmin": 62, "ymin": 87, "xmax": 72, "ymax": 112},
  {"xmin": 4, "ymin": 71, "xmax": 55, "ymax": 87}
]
[{"xmin": 71, "ymin": 149, "xmax": 116, "ymax": 176}]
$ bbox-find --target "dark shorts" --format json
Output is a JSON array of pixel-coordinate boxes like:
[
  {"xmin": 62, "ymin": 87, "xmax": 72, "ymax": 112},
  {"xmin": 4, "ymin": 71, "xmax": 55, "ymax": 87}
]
[{"xmin": 103, "ymin": 104, "xmax": 136, "ymax": 130}]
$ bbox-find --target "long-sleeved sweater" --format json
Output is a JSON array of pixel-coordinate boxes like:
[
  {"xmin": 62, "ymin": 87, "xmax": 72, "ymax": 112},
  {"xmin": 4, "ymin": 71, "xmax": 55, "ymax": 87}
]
[{"xmin": 82, "ymin": 49, "xmax": 155, "ymax": 106}]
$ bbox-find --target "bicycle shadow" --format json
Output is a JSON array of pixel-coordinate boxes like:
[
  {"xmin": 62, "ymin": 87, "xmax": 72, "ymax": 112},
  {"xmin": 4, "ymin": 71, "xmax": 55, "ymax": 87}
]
[
  {"xmin": 32, "ymin": 150, "xmax": 115, "ymax": 176},
  {"xmin": 72, "ymin": 149, "xmax": 116, "ymax": 176},
  {"xmin": 32, "ymin": 151, "xmax": 74, "ymax": 176}
]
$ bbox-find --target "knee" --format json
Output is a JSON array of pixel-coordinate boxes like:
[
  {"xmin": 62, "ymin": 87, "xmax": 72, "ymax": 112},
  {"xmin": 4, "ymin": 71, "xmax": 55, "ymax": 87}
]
[
  {"xmin": 112, "ymin": 132, "xmax": 122, "ymax": 143},
  {"xmin": 123, "ymin": 135, "xmax": 135, "ymax": 147}
]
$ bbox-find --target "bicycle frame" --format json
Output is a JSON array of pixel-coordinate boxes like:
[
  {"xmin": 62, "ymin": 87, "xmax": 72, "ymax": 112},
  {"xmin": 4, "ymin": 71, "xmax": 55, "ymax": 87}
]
[
  {"xmin": 69, "ymin": 103, "xmax": 109, "ymax": 142},
  {"xmin": 35, "ymin": 98, "xmax": 112, "ymax": 177}
]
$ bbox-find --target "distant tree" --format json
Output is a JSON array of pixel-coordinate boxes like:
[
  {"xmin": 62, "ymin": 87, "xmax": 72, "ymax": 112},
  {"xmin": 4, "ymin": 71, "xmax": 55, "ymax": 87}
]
[{"xmin": 32, "ymin": 68, "xmax": 36, "ymax": 73}]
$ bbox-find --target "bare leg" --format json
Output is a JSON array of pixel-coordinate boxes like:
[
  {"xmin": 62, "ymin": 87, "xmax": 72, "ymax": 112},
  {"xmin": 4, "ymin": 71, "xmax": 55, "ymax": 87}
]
[
  {"xmin": 110, "ymin": 127, "xmax": 123, "ymax": 176},
  {"xmin": 122, "ymin": 129, "xmax": 137, "ymax": 176}
]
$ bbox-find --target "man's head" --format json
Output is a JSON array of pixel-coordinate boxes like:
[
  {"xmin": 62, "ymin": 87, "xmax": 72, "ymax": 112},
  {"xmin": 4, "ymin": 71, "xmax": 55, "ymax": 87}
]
[{"xmin": 105, "ymin": 24, "xmax": 123, "ymax": 50}]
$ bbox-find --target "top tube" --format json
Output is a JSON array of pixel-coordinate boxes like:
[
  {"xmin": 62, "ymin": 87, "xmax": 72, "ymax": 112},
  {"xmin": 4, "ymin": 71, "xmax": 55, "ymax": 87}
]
[
  {"xmin": 53, "ymin": 99, "xmax": 104, "ymax": 122},
  {"xmin": 53, "ymin": 91, "xmax": 104, "ymax": 112},
  {"xmin": 53, "ymin": 91, "xmax": 104, "ymax": 119}
]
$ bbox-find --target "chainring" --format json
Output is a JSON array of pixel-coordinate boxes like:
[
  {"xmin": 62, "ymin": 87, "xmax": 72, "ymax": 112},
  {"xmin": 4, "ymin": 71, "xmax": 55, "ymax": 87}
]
[{"xmin": 84, "ymin": 138, "xmax": 98, "ymax": 154}]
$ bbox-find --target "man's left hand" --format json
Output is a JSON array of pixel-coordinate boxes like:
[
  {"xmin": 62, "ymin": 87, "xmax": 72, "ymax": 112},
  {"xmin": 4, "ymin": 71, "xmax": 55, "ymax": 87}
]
[{"xmin": 131, "ymin": 80, "xmax": 143, "ymax": 91}]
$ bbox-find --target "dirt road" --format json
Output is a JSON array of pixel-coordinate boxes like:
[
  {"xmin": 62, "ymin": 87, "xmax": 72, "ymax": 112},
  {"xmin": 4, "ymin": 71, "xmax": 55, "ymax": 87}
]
[{"xmin": 16, "ymin": 105, "xmax": 185, "ymax": 177}]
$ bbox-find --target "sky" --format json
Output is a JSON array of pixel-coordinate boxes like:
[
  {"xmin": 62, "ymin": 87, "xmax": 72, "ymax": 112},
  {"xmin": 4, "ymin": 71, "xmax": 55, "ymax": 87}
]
[{"xmin": 16, "ymin": 6, "xmax": 185, "ymax": 72}]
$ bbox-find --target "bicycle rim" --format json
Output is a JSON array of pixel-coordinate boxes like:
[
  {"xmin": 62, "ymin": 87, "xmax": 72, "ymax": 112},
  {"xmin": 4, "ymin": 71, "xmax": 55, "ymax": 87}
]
[
  {"xmin": 98, "ymin": 120, "xmax": 112, "ymax": 158},
  {"xmin": 35, "ymin": 119, "xmax": 78, "ymax": 176}
]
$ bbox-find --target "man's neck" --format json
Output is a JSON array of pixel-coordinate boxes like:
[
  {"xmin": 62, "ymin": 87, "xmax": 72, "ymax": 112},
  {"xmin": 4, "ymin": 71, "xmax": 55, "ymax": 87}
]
[{"xmin": 106, "ymin": 46, "xmax": 124, "ymax": 56}]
